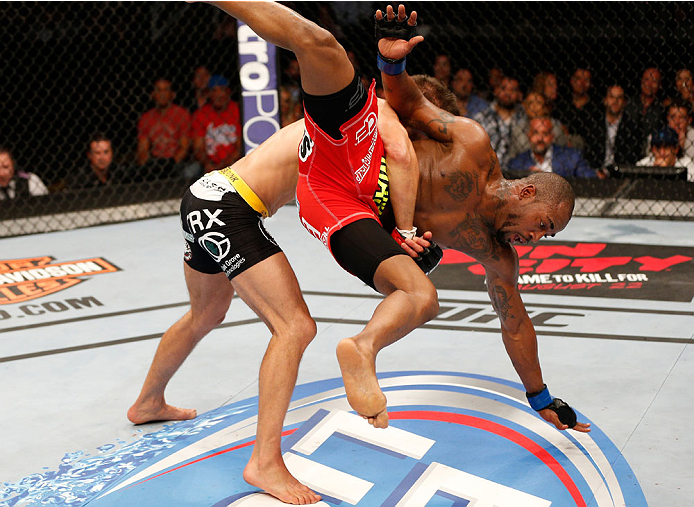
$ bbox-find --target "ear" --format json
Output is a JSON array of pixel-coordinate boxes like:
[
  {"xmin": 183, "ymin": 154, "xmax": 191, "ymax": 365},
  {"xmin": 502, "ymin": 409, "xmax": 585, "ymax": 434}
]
[{"xmin": 519, "ymin": 184, "xmax": 536, "ymax": 200}]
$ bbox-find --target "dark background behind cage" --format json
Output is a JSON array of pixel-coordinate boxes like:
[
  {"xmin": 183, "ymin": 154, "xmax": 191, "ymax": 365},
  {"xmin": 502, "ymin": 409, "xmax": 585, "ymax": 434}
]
[{"xmin": 1, "ymin": 1, "xmax": 693, "ymax": 237}]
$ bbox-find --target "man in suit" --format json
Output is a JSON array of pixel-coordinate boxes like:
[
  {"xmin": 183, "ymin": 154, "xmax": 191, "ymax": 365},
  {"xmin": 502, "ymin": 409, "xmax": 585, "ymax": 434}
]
[
  {"xmin": 508, "ymin": 117, "xmax": 596, "ymax": 178},
  {"xmin": 584, "ymin": 85, "xmax": 640, "ymax": 175}
]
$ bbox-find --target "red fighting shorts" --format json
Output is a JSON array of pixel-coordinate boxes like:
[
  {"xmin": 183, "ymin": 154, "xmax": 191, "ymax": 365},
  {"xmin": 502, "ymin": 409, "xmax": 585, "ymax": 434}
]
[{"xmin": 296, "ymin": 81, "xmax": 384, "ymax": 253}]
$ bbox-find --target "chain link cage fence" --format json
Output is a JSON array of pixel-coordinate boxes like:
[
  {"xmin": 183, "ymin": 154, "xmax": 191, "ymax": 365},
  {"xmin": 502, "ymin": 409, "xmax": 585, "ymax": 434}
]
[{"xmin": 1, "ymin": 1, "xmax": 693, "ymax": 238}]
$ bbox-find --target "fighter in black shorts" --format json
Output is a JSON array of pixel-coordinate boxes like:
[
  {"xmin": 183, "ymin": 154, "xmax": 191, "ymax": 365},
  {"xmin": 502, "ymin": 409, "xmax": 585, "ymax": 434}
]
[{"xmin": 181, "ymin": 169, "xmax": 281, "ymax": 280}]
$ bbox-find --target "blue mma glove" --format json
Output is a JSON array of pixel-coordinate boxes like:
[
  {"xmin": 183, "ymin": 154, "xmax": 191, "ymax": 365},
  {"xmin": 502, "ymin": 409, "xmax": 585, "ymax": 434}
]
[{"xmin": 526, "ymin": 385, "xmax": 577, "ymax": 428}]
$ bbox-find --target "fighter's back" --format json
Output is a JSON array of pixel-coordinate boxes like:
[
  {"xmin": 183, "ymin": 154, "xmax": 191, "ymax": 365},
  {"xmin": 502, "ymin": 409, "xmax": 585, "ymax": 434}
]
[{"xmin": 231, "ymin": 119, "xmax": 305, "ymax": 217}]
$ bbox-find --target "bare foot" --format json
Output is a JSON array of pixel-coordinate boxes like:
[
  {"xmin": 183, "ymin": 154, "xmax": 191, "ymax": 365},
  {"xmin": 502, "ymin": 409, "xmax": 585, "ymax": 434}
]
[
  {"xmin": 243, "ymin": 455, "xmax": 321, "ymax": 505},
  {"xmin": 336, "ymin": 337, "xmax": 389, "ymax": 428},
  {"xmin": 127, "ymin": 400, "xmax": 197, "ymax": 425}
]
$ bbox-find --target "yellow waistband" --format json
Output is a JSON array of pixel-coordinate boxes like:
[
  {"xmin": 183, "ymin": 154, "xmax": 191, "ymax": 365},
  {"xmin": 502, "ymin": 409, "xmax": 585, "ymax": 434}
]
[{"xmin": 218, "ymin": 167, "xmax": 269, "ymax": 218}]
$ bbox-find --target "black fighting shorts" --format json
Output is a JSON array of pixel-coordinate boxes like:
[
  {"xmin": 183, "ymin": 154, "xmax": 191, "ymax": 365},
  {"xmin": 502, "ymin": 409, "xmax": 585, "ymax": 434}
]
[{"xmin": 180, "ymin": 170, "xmax": 282, "ymax": 280}]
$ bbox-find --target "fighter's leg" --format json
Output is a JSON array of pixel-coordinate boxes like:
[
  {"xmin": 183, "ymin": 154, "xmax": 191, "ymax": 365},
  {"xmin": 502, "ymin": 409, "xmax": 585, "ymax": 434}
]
[
  {"xmin": 127, "ymin": 263, "xmax": 233, "ymax": 424},
  {"xmin": 231, "ymin": 253, "xmax": 320, "ymax": 505},
  {"xmin": 332, "ymin": 220, "xmax": 439, "ymax": 428},
  {"xmin": 208, "ymin": 1, "xmax": 353, "ymax": 96}
]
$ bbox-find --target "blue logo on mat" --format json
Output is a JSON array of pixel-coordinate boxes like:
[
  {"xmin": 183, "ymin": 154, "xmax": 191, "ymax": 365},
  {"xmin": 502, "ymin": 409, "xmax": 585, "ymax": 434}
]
[{"xmin": 3, "ymin": 372, "xmax": 647, "ymax": 507}]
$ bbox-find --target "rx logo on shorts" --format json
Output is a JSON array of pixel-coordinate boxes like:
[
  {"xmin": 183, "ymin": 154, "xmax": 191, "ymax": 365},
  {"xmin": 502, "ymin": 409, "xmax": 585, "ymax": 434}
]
[{"xmin": 198, "ymin": 232, "xmax": 231, "ymax": 263}]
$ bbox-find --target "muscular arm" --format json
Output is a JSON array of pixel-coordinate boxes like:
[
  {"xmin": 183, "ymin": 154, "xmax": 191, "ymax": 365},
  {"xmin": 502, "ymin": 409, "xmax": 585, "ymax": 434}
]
[
  {"xmin": 378, "ymin": 98, "xmax": 418, "ymax": 233},
  {"xmin": 484, "ymin": 250, "xmax": 590, "ymax": 433},
  {"xmin": 484, "ymin": 253, "xmax": 544, "ymax": 394},
  {"xmin": 381, "ymin": 71, "xmax": 460, "ymax": 144}
]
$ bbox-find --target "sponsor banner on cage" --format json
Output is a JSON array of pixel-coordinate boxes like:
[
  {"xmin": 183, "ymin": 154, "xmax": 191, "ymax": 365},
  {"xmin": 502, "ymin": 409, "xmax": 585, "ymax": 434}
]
[
  {"xmin": 430, "ymin": 241, "xmax": 694, "ymax": 302},
  {"xmin": 0, "ymin": 256, "xmax": 120, "ymax": 305},
  {"xmin": 237, "ymin": 21, "xmax": 280, "ymax": 154}
]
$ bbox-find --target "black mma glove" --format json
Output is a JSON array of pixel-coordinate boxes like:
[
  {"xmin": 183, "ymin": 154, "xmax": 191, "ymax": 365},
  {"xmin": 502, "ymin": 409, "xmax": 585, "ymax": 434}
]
[
  {"xmin": 526, "ymin": 384, "xmax": 578, "ymax": 428},
  {"xmin": 391, "ymin": 228, "xmax": 443, "ymax": 275},
  {"xmin": 374, "ymin": 8, "xmax": 417, "ymax": 74},
  {"xmin": 415, "ymin": 241, "xmax": 443, "ymax": 275},
  {"xmin": 374, "ymin": 10, "xmax": 418, "ymax": 56}
]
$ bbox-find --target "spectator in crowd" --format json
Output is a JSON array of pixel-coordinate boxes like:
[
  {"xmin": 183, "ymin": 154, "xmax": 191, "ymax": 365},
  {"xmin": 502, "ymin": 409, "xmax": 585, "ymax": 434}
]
[
  {"xmin": 665, "ymin": 99, "xmax": 694, "ymax": 160},
  {"xmin": 192, "ymin": 74, "xmax": 242, "ymax": 173},
  {"xmin": 0, "ymin": 146, "xmax": 49, "ymax": 200},
  {"xmin": 584, "ymin": 85, "xmax": 640, "ymax": 174},
  {"xmin": 432, "ymin": 53, "xmax": 452, "ymax": 89},
  {"xmin": 279, "ymin": 85, "xmax": 302, "ymax": 127},
  {"xmin": 473, "ymin": 75, "xmax": 525, "ymax": 168},
  {"xmin": 137, "ymin": 78, "xmax": 191, "ymax": 179},
  {"xmin": 637, "ymin": 126, "xmax": 694, "ymax": 181},
  {"xmin": 479, "ymin": 66, "xmax": 504, "ymax": 101},
  {"xmin": 531, "ymin": 71, "xmax": 558, "ymax": 114},
  {"xmin": 508, "ymin": 117, "xmax": 595, "ymax": 178},
  {"xmin": 674, "ymin": 69, "xmax": 694, "ymax": 108},
  {"xmin": 556, "ymin": 68, "xmax": 600, "ymax": 147},
  {"xmin": 450, "ymin": 68, "xmax": 488, "ymax": 118},
  {"xmin": 68, "ymin": 133, "xmax": 132, "ymax": 189},
  {"xmin": 508, "ymin": 91, "xmax": 568, "ymax": 161},
  {"xmin": 625, "ymin": 67, "xmax": 664, "ymax": 158},
  {"xmin": 186, "ymin": 65, "xmax": 211, "ymax": 112}
]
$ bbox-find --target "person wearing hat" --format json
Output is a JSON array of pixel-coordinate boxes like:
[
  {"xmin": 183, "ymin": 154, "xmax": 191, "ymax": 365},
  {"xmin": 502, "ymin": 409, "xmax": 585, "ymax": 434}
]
[
  {"xmin": 636, "ymin": 126, "xmax": 694, "ymax": 181},
  {"xmin": 191, "ymin": 74, "xmax": 243, "ymax": 173}
]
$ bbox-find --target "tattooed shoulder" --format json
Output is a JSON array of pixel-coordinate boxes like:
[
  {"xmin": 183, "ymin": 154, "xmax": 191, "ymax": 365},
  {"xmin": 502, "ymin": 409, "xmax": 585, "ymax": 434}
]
[{"xmin": 426, "ymin": 111, "xmax": 455, "ymax": 135}]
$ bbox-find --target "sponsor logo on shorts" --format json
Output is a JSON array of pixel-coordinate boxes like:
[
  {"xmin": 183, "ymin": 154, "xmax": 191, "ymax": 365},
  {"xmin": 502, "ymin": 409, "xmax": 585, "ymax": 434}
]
[
  {"xmin": 190, "ymin": 175, "xmax": 232, "ymax": 201},
  {"xmin": 301, "ymin": 217, "xmax": 329, "ymax": 248},
  {"xmin": 299, "ymin": 129, "xmax": 314, "ymax": 162},
  {"xmin": 373, "ymin": 156, "xmax": 390, "ymax": 215},
  {"xmin": 354, "ymin": 118, "xmax": 378, "ymax": 184},
  {"xmin": 198, "ymin": 232, "xmax": 231, "ymax": 263},
  {"xmin": 355, "ymin": 112, "xmax": 377, "ymax": 145},
  {"xmin": 0, "ymin": 256, "xmax": 120, "ymax": 305},
  {"xmin": 183, "ymin": 241, "xmax": 193, "ymax": 262},
  {"xmin": 222, "ymin": 253, "xmax": 246, "ymax": 276},
  {"xmin": 186, "ymin": 209, "xmax": 225, "ymax": 234}
]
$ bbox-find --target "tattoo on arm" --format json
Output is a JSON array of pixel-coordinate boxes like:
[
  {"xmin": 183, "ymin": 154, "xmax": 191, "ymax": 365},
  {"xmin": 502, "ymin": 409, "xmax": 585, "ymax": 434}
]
[
  {"xmin": 444, "ymin": 171, "xmax": 479, "ymax": 202},
  {"xmin": 426, "ymin": 111, "xmax": 455, "ymax": 135},
  {"xmin": 490, "ymin": 284, "xmax": 514, "ymax": 323}
]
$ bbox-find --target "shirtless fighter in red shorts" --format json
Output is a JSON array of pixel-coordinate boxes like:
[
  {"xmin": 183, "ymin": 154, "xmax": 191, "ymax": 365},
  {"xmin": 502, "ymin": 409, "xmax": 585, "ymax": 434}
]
[{"xmin": 208, "ymin": 2, "xmax": 442, "ymax": 433}]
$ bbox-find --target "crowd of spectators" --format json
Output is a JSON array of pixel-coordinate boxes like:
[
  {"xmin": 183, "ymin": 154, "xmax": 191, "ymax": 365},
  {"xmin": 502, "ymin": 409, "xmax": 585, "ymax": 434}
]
[
  {"xmin": 4, "ymin": 53, "xmax": 694, "ymax": 204},
  {"xmin": 458, "ymin": 64, "xmax": 694, "ymax": 182}
]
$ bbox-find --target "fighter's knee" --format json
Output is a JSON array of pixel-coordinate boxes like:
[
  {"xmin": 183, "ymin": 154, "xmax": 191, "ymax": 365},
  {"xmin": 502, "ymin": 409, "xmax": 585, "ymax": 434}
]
[
  {"xmin": 191, "ymin": 304, "xmax": 228, "ymax": 333},
  {"xmin": 418, "ymin": 285, "xmax": 440, "ymax": 322},
  {"xmin": 292, "ymin": 314, "xmax": 317, "ymax": 350}
]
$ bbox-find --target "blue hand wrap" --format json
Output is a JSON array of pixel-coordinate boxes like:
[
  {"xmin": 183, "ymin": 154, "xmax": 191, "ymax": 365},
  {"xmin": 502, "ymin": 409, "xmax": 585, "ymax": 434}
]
[
  {"xmin": 377, "ymin": 54, "xmax": 406, "ymax": 75},
  {"xmin": 526, "ymin": 384, "xmax": 553, "ymax": 411}
]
